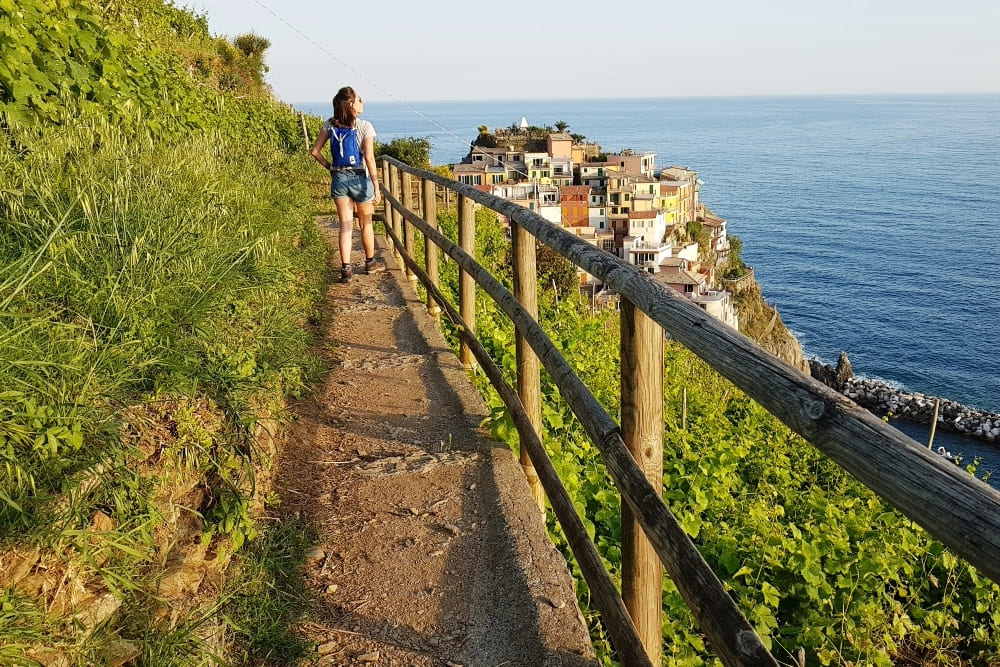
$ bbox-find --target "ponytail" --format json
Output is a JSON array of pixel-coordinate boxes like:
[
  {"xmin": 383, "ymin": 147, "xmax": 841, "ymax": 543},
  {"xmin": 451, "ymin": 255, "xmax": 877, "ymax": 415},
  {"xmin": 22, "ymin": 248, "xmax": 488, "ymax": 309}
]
[{"xmin": 331, "ymin": 86, "xmax": 357, "ymax": 128}]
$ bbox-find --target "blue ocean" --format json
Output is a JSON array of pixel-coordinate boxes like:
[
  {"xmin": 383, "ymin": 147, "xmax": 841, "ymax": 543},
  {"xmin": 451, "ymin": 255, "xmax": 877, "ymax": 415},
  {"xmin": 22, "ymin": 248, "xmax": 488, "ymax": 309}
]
[{"xmin": 300, "ymin": 95, "xmax": 1000, "ymax": 478}]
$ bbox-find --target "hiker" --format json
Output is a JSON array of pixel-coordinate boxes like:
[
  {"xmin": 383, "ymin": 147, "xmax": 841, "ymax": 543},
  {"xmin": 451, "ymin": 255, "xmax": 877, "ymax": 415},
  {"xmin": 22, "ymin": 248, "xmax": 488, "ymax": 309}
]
[{"xmin": 311, "ymin": 86, "xmax": 385, "ymax": 282}]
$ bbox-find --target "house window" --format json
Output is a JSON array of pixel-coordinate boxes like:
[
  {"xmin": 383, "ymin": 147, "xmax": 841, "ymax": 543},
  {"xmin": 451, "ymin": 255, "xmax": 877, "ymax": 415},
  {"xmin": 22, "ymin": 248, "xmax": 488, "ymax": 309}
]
[
  {"xmin": 603, "ymin": 240, "xmax": 615, "ymax": 252},
  {"xmin": 625, "ymin": 194, "xmax": 630, "ymax": 201},
  {"xmin": 599, "ymin": 208, "xmax": 605, "ymax": 215},
  {"xmin": 685, "ymin": 284, "xmax": 694, "ymax": 293},
  {"xmin": 599, "ymin": 221, "xmax": 605, "ymax": 229},
  {"xmin": 597, "ymin": 168, "xmax": 604, "ymax": 176}
]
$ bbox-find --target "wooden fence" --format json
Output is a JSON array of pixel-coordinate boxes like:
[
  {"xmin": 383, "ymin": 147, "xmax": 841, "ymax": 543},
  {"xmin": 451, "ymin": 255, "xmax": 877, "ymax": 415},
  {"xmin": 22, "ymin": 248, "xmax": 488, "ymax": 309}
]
[{"xmin": 376, "ymin": 156, "xmax": 1000, "ymax": 666}]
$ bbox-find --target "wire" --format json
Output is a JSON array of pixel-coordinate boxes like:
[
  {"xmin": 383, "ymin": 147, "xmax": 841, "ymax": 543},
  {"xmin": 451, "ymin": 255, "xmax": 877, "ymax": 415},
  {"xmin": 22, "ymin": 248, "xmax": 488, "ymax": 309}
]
[{"xmin": 247, "ymin": 0, "xmax": 531, "ymax": 178}]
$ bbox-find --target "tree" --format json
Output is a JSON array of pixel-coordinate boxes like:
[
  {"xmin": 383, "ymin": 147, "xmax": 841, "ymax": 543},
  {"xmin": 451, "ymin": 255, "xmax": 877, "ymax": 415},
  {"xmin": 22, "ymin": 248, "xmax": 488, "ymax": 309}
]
[
  {"xmin": 230, "ymin": 32, "xmax": 271, "ymax": 85},
  {"xmin": 233, "ymin": 32, "xmax": 270, "ymax": 58},
  {"xmin": 722, "ymin": 234, "xmax": 747, "ymax": 280},
  {"xmin": 555, "ymin": 120, "xmax": 569, "ymax": 133},
  {"xmin": 477, "ymin": 125, "xmax": 489, "ymax": 135},
  {"xmin": 473, "ymin": 132, "xmax": 497, "ymax": 148},
  {"xmin": 570, "ymin": 133, "xmax": 586, "ymax": 143},
  {"xmin": 685, "ymin": 219, "xmax": 711, "ymax": 260},
  {"xmin": 537, "ymin": 243, "xmax": 579, "ymax": 297},
  {"xmin": 375, "ymin": 136, "xmax": 432, "ymax": 169}
]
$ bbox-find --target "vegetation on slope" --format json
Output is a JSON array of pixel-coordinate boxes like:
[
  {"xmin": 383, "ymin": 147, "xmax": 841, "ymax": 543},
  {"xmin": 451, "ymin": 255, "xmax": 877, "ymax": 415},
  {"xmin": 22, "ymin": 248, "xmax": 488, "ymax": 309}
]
[
  {"xmin": 414, "ymin": 198, "xmax": 1000, "ymax": 665},
  {"xmin": 1, "ymin": 0, "xmax": 327, "ymax": 663}
]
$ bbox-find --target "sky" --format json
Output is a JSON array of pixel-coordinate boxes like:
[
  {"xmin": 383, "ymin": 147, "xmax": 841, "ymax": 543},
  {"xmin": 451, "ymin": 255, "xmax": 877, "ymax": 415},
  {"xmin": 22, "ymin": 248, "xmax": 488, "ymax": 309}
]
[{"xmin": 191, "ymin": 0, "xmax": 1000, "ymax": 104}]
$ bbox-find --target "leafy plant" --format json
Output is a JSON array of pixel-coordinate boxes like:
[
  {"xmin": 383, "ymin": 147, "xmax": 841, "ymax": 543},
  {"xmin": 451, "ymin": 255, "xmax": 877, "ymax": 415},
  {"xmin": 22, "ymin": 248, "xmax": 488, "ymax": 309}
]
[{"xmin": 421, "ymin": 192, "xmax": 1000, "ymax": 665}]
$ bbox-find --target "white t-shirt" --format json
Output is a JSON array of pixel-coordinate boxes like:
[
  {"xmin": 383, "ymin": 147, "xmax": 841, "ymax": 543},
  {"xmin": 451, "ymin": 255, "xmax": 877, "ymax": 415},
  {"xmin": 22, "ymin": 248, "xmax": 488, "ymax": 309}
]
[{"xmin": 322, "ymin": 118, "xmax": 375, "ymax": 143}]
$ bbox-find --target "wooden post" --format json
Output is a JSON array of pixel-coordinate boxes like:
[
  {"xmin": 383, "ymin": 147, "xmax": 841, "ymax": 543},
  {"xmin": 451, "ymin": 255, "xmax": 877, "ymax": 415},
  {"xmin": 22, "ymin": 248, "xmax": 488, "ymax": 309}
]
[
  {"xmin": 381, "ymin": 161, "xmax": 393, "ymax": 256},
  {"xmin": 682, "ymin": 387, "xmax": 688, "ymax": 431},
  {"xmin": 401, "ymin": 171, "xmax": 417, "ymax": 287},
  {"xmin": 388, "ymin": 163, "xmax": 403, "ymax": 267},
  {"xmin": 423, "ymin": 177, "xmax": 441, "ymax": 322},
  {"xmin": 620, "ymin": 298, "xmax": 664, "ymax": 666},
  {"xmin": 928, "ymin": 398, "xmax": 941, "ymax": 449},
  {"xmin": 512, "ymin": 221, "xmax": 545, "ymax": 513},
  {"xmin": 299, "ymin": 113, "xmax": 310, "ymax": 149},
  {"xmin": 458, "ymin": 194, "xmax": 476, "ymax": 370}
]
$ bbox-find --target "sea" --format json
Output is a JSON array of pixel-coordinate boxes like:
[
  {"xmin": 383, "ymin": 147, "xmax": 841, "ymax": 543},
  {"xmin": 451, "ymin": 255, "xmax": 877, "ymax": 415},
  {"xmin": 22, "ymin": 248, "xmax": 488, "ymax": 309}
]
[{"xmin": 298, "ymin": 95, "xmax": 1000, "ymax": 483}]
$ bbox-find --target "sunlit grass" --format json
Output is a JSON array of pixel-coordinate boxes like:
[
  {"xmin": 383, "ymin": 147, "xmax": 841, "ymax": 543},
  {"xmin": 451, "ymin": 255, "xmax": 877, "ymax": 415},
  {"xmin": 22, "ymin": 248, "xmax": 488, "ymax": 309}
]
[{"xmin": 0, "ymin": 115, "xmax": 328, "ymax": 660}]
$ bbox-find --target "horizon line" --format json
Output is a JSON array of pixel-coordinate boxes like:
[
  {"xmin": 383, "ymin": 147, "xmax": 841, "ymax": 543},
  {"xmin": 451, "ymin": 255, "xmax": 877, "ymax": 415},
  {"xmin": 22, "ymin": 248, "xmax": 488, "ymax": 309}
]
[{"xmin": 290, "ymin": 91, "xmax": 1000, "ymax": 106}]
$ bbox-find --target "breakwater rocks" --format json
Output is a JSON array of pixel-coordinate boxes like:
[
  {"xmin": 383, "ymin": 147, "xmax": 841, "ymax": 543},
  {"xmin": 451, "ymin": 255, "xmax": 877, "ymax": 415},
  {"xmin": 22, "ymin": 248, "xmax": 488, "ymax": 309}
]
[
  {"xmin": 841, "ymin": 377, "xmax": 1000, "ymax": 442},
  {"xmin": 809, "ymin": 353, "xmax": 1000, "ymax": 442}
]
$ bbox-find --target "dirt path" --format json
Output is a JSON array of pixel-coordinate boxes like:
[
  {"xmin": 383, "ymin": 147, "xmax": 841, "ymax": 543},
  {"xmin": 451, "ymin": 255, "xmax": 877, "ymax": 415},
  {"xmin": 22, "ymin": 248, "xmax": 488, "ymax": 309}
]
[{"xmin": 276, "ymin": 217, "xmax": 597, "ymax": 667}]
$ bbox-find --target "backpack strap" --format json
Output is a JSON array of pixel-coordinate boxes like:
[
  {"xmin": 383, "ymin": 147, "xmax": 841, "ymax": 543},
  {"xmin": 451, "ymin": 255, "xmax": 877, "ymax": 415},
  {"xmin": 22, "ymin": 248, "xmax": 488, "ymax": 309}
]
[{"xmin": 330, "ymin": 127, "xmax": 348, "ymax": 160}]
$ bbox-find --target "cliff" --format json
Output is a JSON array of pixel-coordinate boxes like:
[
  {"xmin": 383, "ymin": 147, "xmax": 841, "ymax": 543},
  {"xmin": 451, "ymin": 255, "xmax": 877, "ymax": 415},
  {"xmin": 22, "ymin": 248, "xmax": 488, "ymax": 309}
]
[{"xmin": 726, "ymin": 270, "xmax": 809, "ymax": 373}]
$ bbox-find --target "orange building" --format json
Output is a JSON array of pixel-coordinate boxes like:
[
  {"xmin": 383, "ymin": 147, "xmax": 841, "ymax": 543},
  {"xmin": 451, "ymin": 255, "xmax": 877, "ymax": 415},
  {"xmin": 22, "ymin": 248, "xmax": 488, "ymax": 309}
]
[{"xmin": 559, "ymin": 185, "xmax": 591, "ymax": 227}]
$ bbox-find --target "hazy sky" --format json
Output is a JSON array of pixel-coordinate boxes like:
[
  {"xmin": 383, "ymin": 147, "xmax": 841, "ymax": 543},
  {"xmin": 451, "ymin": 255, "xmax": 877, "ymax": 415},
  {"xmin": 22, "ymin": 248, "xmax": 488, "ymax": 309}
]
[{"xmin": 191, "ymin": 0, "xmax": 1000, "ymax": 104}]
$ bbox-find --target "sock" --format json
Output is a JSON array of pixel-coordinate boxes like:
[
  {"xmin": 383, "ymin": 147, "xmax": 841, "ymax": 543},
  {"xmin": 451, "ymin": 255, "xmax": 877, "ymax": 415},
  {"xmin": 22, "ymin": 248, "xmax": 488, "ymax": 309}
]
[{"xmin": 365, "ymin": 256, "xmax": 375, "ymax": 263}]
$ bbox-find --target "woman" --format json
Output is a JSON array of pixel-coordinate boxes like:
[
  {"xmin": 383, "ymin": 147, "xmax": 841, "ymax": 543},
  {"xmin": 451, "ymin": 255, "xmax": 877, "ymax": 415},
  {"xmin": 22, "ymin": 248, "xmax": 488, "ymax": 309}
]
[{"xmin": 311, "ymin": 86, "xmax": 384, "ymax": 282}]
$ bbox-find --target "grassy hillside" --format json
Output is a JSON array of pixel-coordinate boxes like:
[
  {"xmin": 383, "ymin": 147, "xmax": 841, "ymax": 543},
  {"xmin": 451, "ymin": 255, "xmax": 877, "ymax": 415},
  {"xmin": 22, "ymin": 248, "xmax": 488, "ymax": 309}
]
[{"xmin": 1, "ymin": 1, "xmax": 330, "ymax": 663}]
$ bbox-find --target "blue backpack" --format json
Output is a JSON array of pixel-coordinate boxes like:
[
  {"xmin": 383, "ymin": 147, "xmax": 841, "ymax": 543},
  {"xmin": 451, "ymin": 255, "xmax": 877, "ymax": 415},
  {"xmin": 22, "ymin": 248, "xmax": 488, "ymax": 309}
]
[{"xmin": 329, "ymin": 125, "xmax": 361, "ymax": 168}]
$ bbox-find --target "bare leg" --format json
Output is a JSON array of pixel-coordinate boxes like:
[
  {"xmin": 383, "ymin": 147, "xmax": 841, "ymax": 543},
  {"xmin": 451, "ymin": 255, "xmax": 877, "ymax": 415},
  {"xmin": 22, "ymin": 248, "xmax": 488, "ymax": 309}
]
[
  {"xmin": 334, "ymin": 196, "xmax": 355, "ymax": 265},
  {"xmin": 356, "ymin": 200, "xmax": 376, "ymax": 260}
]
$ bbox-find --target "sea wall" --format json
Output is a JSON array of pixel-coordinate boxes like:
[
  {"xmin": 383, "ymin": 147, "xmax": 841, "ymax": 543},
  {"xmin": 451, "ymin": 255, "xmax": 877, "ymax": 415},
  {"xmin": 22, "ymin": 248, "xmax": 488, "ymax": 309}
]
[{"xmin": 840, "ymin": 376, "xmax": 1000, "ymax": 443}]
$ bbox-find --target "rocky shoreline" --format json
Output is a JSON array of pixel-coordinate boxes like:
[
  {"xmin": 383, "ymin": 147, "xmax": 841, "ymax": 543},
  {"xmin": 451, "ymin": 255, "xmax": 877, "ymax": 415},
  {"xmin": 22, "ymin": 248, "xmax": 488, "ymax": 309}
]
[{"xmin": 810, "ymin": 353, "xmax": 1000, "ymax": 444}]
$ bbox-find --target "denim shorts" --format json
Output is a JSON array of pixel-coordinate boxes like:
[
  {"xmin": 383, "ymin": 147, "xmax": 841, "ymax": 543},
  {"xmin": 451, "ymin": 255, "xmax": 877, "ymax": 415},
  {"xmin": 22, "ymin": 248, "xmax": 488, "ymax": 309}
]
[{"xmin": 330, "ymin": 168, "xmax": 375, "ymax": 203}]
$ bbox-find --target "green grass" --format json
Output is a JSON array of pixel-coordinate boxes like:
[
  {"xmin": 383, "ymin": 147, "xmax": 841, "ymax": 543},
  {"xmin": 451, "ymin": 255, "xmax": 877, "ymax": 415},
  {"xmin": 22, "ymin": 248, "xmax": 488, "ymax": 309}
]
[
  {"xmin": 221, "ymin": 519, "xmax": 317, "ymax": 665},
  {"xmin": 0, "ymin": 113, "xmax": 328, "ymax": 662}
]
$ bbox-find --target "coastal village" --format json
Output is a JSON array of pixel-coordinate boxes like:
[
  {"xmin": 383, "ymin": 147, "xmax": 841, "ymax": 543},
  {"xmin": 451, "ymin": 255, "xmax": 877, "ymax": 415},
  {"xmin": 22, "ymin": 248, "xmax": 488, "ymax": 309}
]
[
  {"xmin": 453, "ymin": 118, "xmax": 741, "ymax": 330},
  {"xmin": 452, "ymin": 120, "xmax": 1000, "ymax": 449}
]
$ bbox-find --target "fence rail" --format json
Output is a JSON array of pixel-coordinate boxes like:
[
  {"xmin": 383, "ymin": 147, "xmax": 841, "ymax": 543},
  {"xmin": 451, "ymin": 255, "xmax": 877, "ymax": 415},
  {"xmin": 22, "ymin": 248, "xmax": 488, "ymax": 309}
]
[{"xmin": 376, "ymin": 156, "xmax": 1000, "ymax": 666}]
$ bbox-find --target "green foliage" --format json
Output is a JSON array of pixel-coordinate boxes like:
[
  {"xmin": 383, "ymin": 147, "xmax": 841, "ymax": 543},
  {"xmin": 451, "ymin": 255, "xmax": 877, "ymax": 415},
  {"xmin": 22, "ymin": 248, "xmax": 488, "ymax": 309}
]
[
  {"xmin": 685, "ymin": 219, "xmax": 711, "ymax": 259},
  {"xmin": 0, "ymin": 591, "xmax": 51, "ymax": 664},
  {"xmin": 473, "ymin": 132, "xmax": 498, "ymax": 148},
  {"xmin": 0, "ymin": 104, "xmax": 325, "ymax": 666},
  {"xmin": 0, "ymin": 0, "xmax": 329, "ymax": 662},
  {"xmin": 555, "ymin": 120, "xmax": 569, "ymax": 133},
  {"xmin": 0, "ymin": 0, "xmax": 284, "ymax": 133},
  {"xmin": 722, "ymin": 234, "xmax": 747, "ymax": 280},
  {"xmin": 375, "ymin": 136, "xmax": 432, "ymax": 169},
  {"xmin": 536, "ymin": 244, "xmax": 580, "ymax": 299},
  {"xmin": 231, "ymin": 32, "xmax": 271, "ymax": 85},
  {"xmin": 421, "ymin": 192, "xmax": 1000, "ymax": 665},
  {"xmin": 222, "ymin": 519, "xmax": 317, "ymax": 663},
  {"xmin": 233, "ymin": 32, "xmax": 271, "ymax": 59}
]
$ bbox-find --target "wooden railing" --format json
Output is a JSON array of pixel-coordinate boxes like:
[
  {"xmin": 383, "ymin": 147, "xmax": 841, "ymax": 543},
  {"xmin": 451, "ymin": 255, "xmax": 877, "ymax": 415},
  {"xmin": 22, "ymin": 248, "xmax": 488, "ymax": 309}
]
[{"xmin": 377, "ymin": 156, "xmax": 1000, "ymax": 666}]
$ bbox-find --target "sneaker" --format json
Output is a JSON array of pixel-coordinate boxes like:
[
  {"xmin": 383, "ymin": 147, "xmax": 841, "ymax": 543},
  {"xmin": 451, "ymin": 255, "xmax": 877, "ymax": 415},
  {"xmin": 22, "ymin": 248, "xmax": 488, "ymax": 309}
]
[
  {"xmin": 364, "ymin": 257, "xmax": 386, "ymax": 275},
  {"xmin": 340, "ymin": 264, "xmax": 353, "ymax": 283}
]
